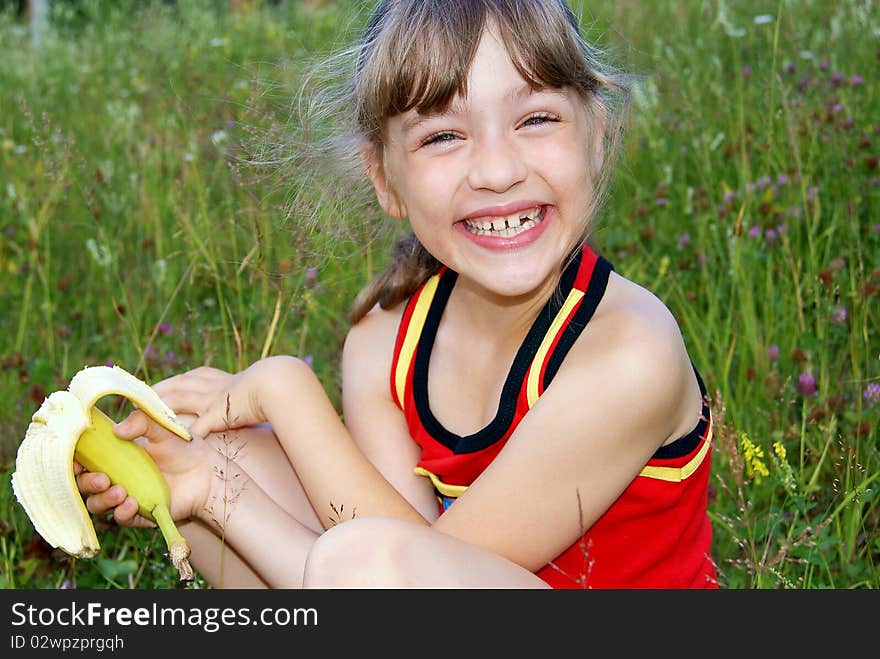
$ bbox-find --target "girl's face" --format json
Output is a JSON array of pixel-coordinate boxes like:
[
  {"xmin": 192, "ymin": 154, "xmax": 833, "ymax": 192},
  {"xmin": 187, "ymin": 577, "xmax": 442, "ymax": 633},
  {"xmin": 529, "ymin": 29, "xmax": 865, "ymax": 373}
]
[{"xmin": 369, "ymin": 25, "xmax": 602, "ymax": 302}]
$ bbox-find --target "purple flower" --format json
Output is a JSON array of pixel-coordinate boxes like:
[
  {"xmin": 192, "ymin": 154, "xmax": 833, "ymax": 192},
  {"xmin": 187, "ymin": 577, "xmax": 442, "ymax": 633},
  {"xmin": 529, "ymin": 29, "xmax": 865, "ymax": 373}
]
[
  {"xmin": 830, "ymin": 306, "xmax": 847, "ymax": 325},
  {"xmin": 863, "ymin": 383, "xmax": 880, "ymax": 406},
  {"xmin": 303, "ymin": 355, "xmax": 314, "ymax": 369},
  {"xmin": 785, "ymin": 62, "xmax": 796, "ymax": 75},
  {"xmin": 807, "ymin": 186, "xmax": 820, "ymax": 201},
  {"xmin": 850, "ymin": 75, "xmax": 864, "ymax": 86},
  {"xmin": 305, "ymin": 266, "xmax": 318, "ymax": 288},
  {"xmin": 829, "ymin": 257, "xmax": 846, "ymax": 271},
  {"xmin": 748, "ymin": 225, "xmax": 762, "ymax": 238},
  {"xmin": 797, "ymin": 372, "xmax": 817, "ymax": 396},
  {"xmin": 225, "ymin": 119, "xmax": 236, "ymax": 129},
  {"xmin": 776, "ymin": 174, "xmax": 789, "ymax": 187},
  {"xmin": 723, "ymin": 190, "xmax": 735, "ymax": 203},
  {"xmin": 757, "ymin": 176, "xmax": 772, "ymax": 190},
  {"xmin": 655, "ymin": 196, "xmax": 668, "ymax": 206},
  {"xmin": 872, "ymin": 223, "xmax": 880, "ymax": 233},
  {"xmin": 820, "ymin": 58, "xmax": 830, "ymax": 71},
  {"xmin": 677, "ymin": 233, "xmax": 690, "ymax": 249},
  {"xmin": 104, "ymin": 359, "xmax": 115, "ymax": 367},
  {"xmin": 831, "ymin": 70, "xmax": 843, "ymax": 86},
  {"xmin": 742, "ymin": 65, "xmax": 752, "ymax": 77},
  {"xmin": 158, "ymin": 322, "xmax": 172, "ymax": 335},
  {"xmin": 767, "ymin": 345, "xmax": 780, "ymax": 360},
  {"xmin": 764, "ymin": 228, "xmax": 778, "ymax": 245}
]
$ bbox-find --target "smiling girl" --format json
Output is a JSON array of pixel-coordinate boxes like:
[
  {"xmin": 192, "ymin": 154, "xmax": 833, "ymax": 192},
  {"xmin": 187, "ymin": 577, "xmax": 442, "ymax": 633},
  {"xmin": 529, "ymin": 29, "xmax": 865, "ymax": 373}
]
[{"xmin": 77, "ymin": 0, "xmax": 718, "ymax": 589}]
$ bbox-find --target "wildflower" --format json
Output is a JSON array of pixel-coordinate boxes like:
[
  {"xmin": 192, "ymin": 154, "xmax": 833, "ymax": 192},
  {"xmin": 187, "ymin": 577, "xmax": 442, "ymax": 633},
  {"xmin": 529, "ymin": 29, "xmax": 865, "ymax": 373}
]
[
  {"xmin": 850, "ymin": 75, "xmax": 864, "ymax": 86},
  {"xmin": 829, "ymin": 257, "xmax": 846, "ymax": 271},
  {"xmin": 677, "ymin": 233, "xmax": 690, "ymax": 250},
  {"xmin": 303, "ymin": 355, "xmax": 314, "ymax": 369},
  {"xmin": 767, "ymin": 345, "xmax": 780, "ymax": 361},
  {"xmin": 807, "ymin": 186, "xmax": 819, "ymax": 201},
  {"xmin": 305, "ymin": 266, "xmax": 318, "ymax": 288},
  {"xmin": 830, "ymin": 306, "xmax": 847, "ymax": 325},
  {"xmin": 748, "ymin": 225, "xmax": 761, "ymax": 238},
  {"xmin": 797, "ymin": 372, "xmax": 817, "ymax": 396},
  {"xmin": 723, "ymin": 190, "xmax": 735, "ymax": 203},
  {"xmin": 771, "ymin": 441, "xmax": 797, "ymax": 494},
  {"xmin": 776, "ymin": 174, "xmax": 789, "ymax": 186},
  {"xmin": 772, "ymin": 441, "xmax": 786, "ymax": 460},
  {"xmin": 830, "ymin": 70, "xmax": 843, "ymax": 87},
  {"xmin": 873, "ymin": 223, "xmax": 880, "ymax": 233},
  {"xmin": 105, "ymin": 359, "xmax": 115, "ymax": 367},
  {"xmin": 753, "ymin": 14, "xmax": 773, "ymax": 25},
  {"xmin": 158, "ymin": 322, "xmax": 173, "ymax": 335},
  {"xmin": 863, "ymin": 383, "xmax": 880, "ymax": 406},
  {"xmin": 757, "ymin": 176, "xmax": 772, "ymax": 190},
  {"xmin": 740, "ymin": 433, "xmax": 769, "ymax": 483},
  {"xmin": 820, "ymin": 58, "xmax": 830, "ymax": 71},
  {"xmin": 655, "ymin": 196, "xmax": 668, "ymax": 206},
  {"xmin": 742, "ymin": 65, "xmax": 752, "ymax": 77},
  {"xmin": 764, "ymin": 228, "xmax": 778, "ymax": 245},
  {"xmin": 785, "ymin": 62, "xmax": 796, "ymax": 75}
]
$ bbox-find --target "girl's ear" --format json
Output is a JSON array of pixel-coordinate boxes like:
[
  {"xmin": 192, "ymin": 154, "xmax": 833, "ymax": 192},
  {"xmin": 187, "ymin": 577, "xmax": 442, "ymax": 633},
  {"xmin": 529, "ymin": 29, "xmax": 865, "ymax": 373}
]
[{"xmin": 361, "ymin": 142, "xmax": 407, "ymax": 219}]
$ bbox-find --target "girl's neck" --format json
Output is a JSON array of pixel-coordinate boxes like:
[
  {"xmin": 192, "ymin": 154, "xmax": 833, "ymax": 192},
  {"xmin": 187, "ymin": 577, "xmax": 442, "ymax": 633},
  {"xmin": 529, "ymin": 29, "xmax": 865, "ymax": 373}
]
[{"xmin": 446, "ymin": 270, "xmax": 561, "ymax": 341}]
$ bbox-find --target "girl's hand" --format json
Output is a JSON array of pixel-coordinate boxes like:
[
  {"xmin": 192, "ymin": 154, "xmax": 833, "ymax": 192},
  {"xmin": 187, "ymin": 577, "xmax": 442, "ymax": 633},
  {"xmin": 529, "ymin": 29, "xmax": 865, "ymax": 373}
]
[
  {"xmin": 75, "ymin": 411, "xmax": 215, "ymax": 528},
  {"xmin": 153, "ymin": 356, "xmax": 304, "ymax": 441}
]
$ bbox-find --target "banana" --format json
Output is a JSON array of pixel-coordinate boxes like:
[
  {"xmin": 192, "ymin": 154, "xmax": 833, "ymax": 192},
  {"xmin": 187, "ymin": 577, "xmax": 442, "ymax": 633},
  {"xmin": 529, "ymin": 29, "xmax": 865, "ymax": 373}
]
[{"xmin": 11, "ymin": 364, "xmax": 195, "ymax": 582}]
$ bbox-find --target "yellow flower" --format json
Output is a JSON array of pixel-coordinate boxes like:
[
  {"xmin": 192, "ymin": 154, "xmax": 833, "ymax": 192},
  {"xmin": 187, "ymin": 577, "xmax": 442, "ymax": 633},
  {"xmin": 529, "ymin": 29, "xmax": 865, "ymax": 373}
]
[{"xmin": 740, "ymin": 433, "xmax": 769, "ymax": 483}]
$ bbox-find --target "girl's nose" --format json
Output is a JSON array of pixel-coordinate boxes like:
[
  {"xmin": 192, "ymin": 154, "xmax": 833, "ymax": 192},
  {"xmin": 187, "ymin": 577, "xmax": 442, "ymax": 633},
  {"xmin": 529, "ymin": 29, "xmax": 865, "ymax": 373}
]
[{"xmin": 466, "ymin": 136, "xmax": 527, "ymax": 193}]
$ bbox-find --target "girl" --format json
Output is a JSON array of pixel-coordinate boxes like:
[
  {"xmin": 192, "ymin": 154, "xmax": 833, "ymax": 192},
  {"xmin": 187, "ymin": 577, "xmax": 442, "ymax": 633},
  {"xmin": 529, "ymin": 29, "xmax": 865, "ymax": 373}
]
[{"xmin": 77, "ymin": 0, "xmax": 717, "ymax": 588}]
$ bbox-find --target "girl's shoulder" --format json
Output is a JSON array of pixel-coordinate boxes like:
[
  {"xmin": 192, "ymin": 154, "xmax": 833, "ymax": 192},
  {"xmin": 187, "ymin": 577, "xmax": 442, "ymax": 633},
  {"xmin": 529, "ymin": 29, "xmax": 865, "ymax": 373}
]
[
  {"xmin": 561, "ymin": 270, "xmax": 701, "ymax": 438},
  {"xmin": 342, "ymin": 301, "xmax": 407, "ymax": 384}
]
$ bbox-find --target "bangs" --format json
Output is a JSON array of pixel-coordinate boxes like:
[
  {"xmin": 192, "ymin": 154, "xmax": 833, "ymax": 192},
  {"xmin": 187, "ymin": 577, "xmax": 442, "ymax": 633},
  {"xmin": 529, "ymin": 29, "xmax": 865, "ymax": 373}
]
[{"xmin": 356, "ymin": 0, "xmax": 599, "ymax": 141}]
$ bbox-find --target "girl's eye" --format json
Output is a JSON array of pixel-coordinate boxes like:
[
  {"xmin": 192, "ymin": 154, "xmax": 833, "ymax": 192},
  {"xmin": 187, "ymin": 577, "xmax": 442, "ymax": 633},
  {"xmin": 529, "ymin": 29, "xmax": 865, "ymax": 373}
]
[
  {"xmin": 421, "ymin": 132, "xmax": 458, "ymax": 147},
  {"xmin": 521, "ymin": 113, "xmax": 559, "ymax": 127}
]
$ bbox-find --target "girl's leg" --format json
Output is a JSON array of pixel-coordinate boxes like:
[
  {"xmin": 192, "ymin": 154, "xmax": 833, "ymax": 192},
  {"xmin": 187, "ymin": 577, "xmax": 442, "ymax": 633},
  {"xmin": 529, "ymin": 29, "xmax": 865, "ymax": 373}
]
[
  {"xmin": 302, "ymin": 516, "xmax": 550, "ymax": 588},
  {"xmin": 180, "ymin": 422, "xmax": 322, "ymax": 588}
]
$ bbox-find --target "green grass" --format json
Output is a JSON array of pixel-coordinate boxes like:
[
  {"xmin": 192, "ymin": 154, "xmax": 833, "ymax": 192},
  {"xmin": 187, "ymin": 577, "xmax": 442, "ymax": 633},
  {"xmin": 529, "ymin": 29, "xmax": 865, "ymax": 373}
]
[{"xmin": 0, "ymin": 0, "xmax": 877, "ymax": 589}]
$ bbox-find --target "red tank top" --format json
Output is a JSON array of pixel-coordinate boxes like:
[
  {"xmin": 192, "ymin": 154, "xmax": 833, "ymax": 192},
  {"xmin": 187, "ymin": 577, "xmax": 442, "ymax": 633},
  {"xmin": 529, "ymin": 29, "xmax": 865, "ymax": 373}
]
[{"xmin": 389, "ymin": 244, "xmax": 718, "ymax": 588}]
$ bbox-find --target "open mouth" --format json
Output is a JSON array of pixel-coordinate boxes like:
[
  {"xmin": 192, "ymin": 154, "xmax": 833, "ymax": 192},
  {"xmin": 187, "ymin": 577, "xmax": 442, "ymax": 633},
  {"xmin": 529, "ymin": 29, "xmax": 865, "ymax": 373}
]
[{"xmin": 461, "ymin": 206, "xmax": 546, "ymax": 239}]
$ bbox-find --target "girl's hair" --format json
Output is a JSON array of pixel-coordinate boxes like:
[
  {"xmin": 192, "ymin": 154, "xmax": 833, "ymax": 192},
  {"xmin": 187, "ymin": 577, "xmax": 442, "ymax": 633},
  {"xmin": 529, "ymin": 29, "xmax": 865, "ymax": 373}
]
[{"xmin": 293, "ymin": 0, "xmax": 632, "ymax": 324}]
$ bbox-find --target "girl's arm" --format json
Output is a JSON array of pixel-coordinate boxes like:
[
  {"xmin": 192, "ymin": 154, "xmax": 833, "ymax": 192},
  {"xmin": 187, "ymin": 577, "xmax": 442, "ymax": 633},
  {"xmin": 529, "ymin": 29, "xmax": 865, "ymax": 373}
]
[{"xmin": 339, "ymin": 304, "xmax": 440, "ymax": 523}]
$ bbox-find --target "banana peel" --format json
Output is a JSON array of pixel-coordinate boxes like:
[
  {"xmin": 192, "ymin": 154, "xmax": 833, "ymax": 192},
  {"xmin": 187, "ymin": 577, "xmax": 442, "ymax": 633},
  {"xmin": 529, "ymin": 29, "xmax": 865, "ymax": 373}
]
[{"xmin": 11, "ymin": 365, "xmax": 195, "ymax": 581}]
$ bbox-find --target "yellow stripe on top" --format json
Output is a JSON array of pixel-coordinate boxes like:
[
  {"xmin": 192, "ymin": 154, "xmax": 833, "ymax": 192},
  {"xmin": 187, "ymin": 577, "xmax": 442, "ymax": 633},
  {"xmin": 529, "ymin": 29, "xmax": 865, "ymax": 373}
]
[
  {"xmin": 413, "ymin": 467, "xmax": 468, "ymax": 498},
  {"xmin": 394, "ymin": 274, "xmax": 440, "ymax": 412},
  {"xmin": 638, "ymin": 422, "xmax": 713, "ymax": 482},
  {"xmin": 525, "ymin": 288, "xmax": 585, "ymax": 408}
]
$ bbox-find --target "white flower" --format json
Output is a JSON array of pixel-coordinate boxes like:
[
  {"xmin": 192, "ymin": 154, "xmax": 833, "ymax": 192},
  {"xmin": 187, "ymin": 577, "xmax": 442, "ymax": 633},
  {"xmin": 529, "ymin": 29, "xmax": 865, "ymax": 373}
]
[{"xmin": 754, "ymin": 15, "xmax": 774, "ymax": 25}]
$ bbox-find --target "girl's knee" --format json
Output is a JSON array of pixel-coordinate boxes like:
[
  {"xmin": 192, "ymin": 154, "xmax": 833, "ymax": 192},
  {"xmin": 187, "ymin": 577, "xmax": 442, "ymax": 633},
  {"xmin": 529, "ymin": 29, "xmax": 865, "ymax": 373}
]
[{"xmin": 303, "ymin": 516, "xmax": 425, "ymax": 587}]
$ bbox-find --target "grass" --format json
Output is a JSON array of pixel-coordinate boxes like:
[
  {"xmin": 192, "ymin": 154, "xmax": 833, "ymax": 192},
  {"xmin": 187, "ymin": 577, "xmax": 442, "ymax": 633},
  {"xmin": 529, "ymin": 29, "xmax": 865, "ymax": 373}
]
[{"xmin": 0, "ymin": 0, "xmax": 877, "ymax": 589}]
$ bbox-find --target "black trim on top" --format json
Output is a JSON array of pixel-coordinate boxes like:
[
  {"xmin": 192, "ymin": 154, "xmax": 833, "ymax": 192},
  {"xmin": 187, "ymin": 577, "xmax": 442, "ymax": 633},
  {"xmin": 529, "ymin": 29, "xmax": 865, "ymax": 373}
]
[
  {"xmin": 541, "ymin": 256, "xmax": 613, "ymax": 389},
  {"xmin": 412, "ymin": 247, "xmax": 585, "ymax": 454},
  {"xmin": 651, "ymin": 366, "xmax": 711, "ymax": 460}
]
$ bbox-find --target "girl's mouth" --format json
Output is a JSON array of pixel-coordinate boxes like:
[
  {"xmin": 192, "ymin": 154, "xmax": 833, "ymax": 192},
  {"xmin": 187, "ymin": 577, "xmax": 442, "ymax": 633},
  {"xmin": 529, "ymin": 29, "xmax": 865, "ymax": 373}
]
[{"xmin": 461, "ymin": 206, "xmax": 546, "ymax": 239}]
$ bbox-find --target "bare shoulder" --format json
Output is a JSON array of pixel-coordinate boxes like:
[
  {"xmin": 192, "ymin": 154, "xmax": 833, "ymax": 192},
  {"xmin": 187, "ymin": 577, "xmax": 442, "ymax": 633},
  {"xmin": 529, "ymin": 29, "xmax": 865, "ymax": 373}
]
[
  {"xmin": 342, "ymin": 302, "xmax": 406, "ymax": 383},
  {"xmin": 562, "ymin": 270, "xmax": 702, "ymax": 440}
]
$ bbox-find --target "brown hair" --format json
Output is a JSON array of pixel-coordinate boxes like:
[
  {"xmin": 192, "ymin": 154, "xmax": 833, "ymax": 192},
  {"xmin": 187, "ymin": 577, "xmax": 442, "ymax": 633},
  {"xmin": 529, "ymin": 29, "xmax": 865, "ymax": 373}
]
[{"xmin": 326, "ymin": 0, "xmax": 631, "ymax": 324}]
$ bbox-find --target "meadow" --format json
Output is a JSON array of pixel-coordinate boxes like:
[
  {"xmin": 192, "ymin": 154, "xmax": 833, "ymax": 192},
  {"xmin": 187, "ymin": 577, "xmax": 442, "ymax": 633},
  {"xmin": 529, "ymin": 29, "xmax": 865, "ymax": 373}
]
[{"xmin": 0, "ymin": 0, "xmax": 877, "ymax": 589}]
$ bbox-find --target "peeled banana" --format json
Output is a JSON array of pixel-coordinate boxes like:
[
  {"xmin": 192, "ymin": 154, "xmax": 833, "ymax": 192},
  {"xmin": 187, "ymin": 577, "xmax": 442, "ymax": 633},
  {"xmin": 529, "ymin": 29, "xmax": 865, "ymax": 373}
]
[{"xmin": 12, "ymin": 364, "xmax": 195, "ymax": 582}]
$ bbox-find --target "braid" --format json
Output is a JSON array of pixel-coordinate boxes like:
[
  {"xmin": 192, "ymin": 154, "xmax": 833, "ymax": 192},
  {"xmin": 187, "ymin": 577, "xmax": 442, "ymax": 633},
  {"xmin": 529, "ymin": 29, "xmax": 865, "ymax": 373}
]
[{"xmin": 348, "ymin": 231, "xmax": 440, "ymax": 324}]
